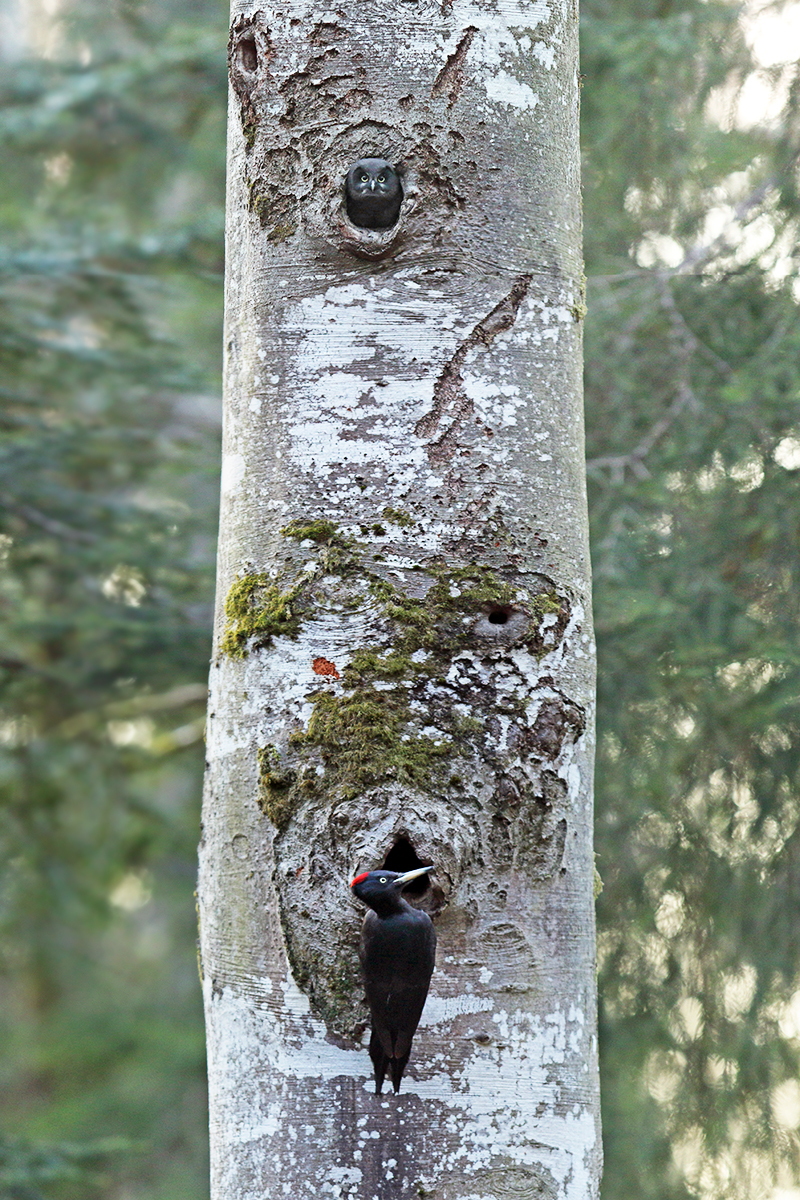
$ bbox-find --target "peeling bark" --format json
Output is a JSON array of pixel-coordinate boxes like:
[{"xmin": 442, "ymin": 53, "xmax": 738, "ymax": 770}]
[
  {"xmin": 200, "ymin": 0, "xmax": 600, "ymax": 1197},
  {"xmin": 431, "ymin": 26, "xmax": 478, "ymax": 106},
  {"xmin": 415, "ymin": 273, "xmax": 532, "ymax": 462}
]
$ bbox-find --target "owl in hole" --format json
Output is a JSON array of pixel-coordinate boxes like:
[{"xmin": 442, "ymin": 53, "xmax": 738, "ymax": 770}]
[{"xmin": 345, "ymin": 158, "xmax": 403, "ymax": 230}]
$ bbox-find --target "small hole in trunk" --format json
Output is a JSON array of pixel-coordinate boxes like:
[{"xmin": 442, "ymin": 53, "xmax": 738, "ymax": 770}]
[
  {"xmin": 236, "ymin": 36, "xmax": 258, "ymax": 73},
  {"xmin": 487, "ymin": 605, "xmax": 512, "ymax": 625}
]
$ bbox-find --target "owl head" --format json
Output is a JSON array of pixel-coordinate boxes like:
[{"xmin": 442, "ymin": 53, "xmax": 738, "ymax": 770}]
[{"xmin": 345, "ymin": 158, "xmax": 403, "ymax": 230}]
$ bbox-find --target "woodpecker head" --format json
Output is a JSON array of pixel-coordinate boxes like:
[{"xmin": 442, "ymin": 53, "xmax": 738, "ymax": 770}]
[{"xmin": 350, "ymin": 866, "xmax": 433, "ymax": 911}]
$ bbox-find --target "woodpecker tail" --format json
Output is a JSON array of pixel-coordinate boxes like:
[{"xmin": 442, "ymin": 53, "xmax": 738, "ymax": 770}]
[
  {"xmin": 390, "ymin": 1048, "xmax": 411, "ymax": 1094},
  {"xmin": 368, "ymin": 1029, "xmax": 389, "ymax": 1095},
  {"xmin": 368, "ymin": 1030, "xmax": 412, "ymax": 1094}
]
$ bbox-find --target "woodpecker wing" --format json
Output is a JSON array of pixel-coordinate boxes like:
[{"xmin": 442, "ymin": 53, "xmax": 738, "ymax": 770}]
[{"xmin": 360, "ymin": 906, "xmax": 436, "ymax": 1059}]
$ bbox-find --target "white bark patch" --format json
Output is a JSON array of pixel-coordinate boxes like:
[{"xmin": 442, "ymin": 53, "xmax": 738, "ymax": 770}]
[
  {"xmin": 220, "ymin": 452, "xmax": 246, "ymax": 496},
  {"xmin": 484, "ymin": 71, "xmax": 540, "ymax": 110},
  {"xmin": 285, "ymin": 281, "xmax": 449, "ymax": 483},
  {"xmin": 462, "ymin": 373, "xmax": 524, "ymax": 429},
  {"xmin": 450, "ymin": 0, "xmax": 553, "ymax": 57},
  {"xmin": 533, "ymin": 39, "xmax": 557, "ymax": 69},
  {"xmin": 419, "ymin": 993, "xmax": 495, "ymax": 1024},
  {"xmin": 206, "ymin": 979, "xmax": 361, "ymax": 1093},
  {"xmin": 206, "ymin": 982, "xmax": 597, "ymax": 1200}
]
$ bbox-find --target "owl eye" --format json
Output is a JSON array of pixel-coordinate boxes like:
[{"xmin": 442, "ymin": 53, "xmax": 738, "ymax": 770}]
[
  {"xmin": 360, "ymin": 174, "xmax": 369, "ymax": 183},
  {"xmin": 377, "ymin": 175, "xmax": 385, "ymax": 183}
]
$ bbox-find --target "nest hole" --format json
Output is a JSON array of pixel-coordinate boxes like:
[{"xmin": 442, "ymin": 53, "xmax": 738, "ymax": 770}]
[
  {"xmin": 381, "ymin": 835, "xmax": 431, "ymax": 895},
  {"xmin": 487, "ymin": 604, "xmax": 513, "ymax": 625},
  {"xmin": 236, "ymin": 36, "xmax": 258, "ymax": 73}
]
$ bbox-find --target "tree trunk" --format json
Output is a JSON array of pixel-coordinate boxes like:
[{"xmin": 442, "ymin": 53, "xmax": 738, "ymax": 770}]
[{"xmin": 198, "ymin": 0, "xmax": 600, "ymax": 1196}]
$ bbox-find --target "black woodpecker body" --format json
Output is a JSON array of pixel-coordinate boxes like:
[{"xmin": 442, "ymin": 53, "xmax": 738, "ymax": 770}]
[{"xmin": 350, "ymin": 866, "xmax": 436, "ymax": 1094}]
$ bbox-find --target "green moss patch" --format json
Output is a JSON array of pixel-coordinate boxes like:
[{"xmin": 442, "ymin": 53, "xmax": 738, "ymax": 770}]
[
  {"xmin": 282, "ymin": 518, "xmax": 362, "ymax": 575},
  {"xmin": 382, "ymin": 506, "xmax": 416, "ymax": 528},
  {"xmin": 219, "ymin": 573, "xmax": 304, "ymax": 659},
  {"xmin": 257, "ymin": 744, "xmax": 298, "ymax": 827},
  {"xmin": 226, "ymin": 520, "xmax": 570, "ymax": 815},
  {"xmin": 249, "ymin": 560, "xmax": 570, "ymax": 820},
  {"xmin": 281, "ymin": 519, "xmax": 339, "ymax": 543},
  {"xmin": 290, "ymin": 688, "xmax": 452, "ymax": 801},
  {"xmin": 365, "ymin": 564, "xmax": 559, "ymax": 661}
]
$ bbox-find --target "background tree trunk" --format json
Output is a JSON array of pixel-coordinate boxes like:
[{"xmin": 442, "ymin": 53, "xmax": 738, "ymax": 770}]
[{"xmin": 198, "ymin": 0, "xmax": 600, "ymax": 1196}]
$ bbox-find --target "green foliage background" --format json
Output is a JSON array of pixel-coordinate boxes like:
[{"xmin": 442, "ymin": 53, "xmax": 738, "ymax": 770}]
[{"xmin": 1, "ymin": 0, "xmax": 799, "ymax": 1197}]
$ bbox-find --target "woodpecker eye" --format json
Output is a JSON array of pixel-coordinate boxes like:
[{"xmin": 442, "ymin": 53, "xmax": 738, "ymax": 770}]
[{"xmin": 379, "ymin": 877, "xmax": 387, "ymax": 883}]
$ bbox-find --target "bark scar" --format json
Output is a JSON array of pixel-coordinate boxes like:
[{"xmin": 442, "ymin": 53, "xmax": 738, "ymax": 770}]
[
  {"xmin": 414, "ymin": 274, "xmax": 532, "ymax": 464},
  {"xmin": 228, "ymin": 12, "xmax": 272, "ymax": 150},
  {"xmin": 431, "ymin": 26, "xmax": 477, "ymax": 106}
]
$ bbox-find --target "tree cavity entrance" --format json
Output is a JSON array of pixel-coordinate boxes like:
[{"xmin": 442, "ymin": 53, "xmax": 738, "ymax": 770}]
[
  {"xmin": 381, "ymin": 836, "xmax": 431, "ymax": 895},
  {"xmin": 236, "ymin": 36, "xmax": 258, "ymax": 74},
  {"xmin": 487, "ymin": 604, "xmax": 513, "ymax": 625}
]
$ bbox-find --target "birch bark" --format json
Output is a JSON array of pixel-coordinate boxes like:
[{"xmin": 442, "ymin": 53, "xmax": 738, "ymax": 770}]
[{"xmin": 198, "ymin": 0, "xmax": 600, "ymax": 1196}]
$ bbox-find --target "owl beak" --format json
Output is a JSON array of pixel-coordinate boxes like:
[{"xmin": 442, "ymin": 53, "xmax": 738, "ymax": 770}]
[{"xmin": 369, "ymin": 179, "xmax": 376, "ymax": 191}]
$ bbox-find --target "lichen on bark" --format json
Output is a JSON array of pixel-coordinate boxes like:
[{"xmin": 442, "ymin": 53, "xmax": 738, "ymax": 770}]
[
  {"xmin": 248, "ymin": 553, "xmax": 575, "ymax": 825},
  {"xmin": 244, "ymin": 533, "xmax": 583, "ymax": 1032}
]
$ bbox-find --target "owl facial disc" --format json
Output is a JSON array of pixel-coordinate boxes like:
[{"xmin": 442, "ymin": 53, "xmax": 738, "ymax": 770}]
[{"xmin": 345, "ymin": 158, "xmax": 403, "ymax": 231}]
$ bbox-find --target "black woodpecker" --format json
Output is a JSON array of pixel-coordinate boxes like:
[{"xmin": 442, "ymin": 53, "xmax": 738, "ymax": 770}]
[{"xmin": 350, "ymin": 866, "xmax": 436, "ymax": 1095}]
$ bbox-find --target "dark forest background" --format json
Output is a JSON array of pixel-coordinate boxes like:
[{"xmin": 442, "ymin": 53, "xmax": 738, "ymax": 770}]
[{"xmin": 2, "ymin": 1, "xmax": 800, "ymax": 1197}]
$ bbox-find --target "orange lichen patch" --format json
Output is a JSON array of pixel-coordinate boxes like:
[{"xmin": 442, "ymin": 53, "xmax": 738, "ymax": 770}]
[{"xmin": 312, "ymin": 656, "xmax": 340, "ymax": 679}]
